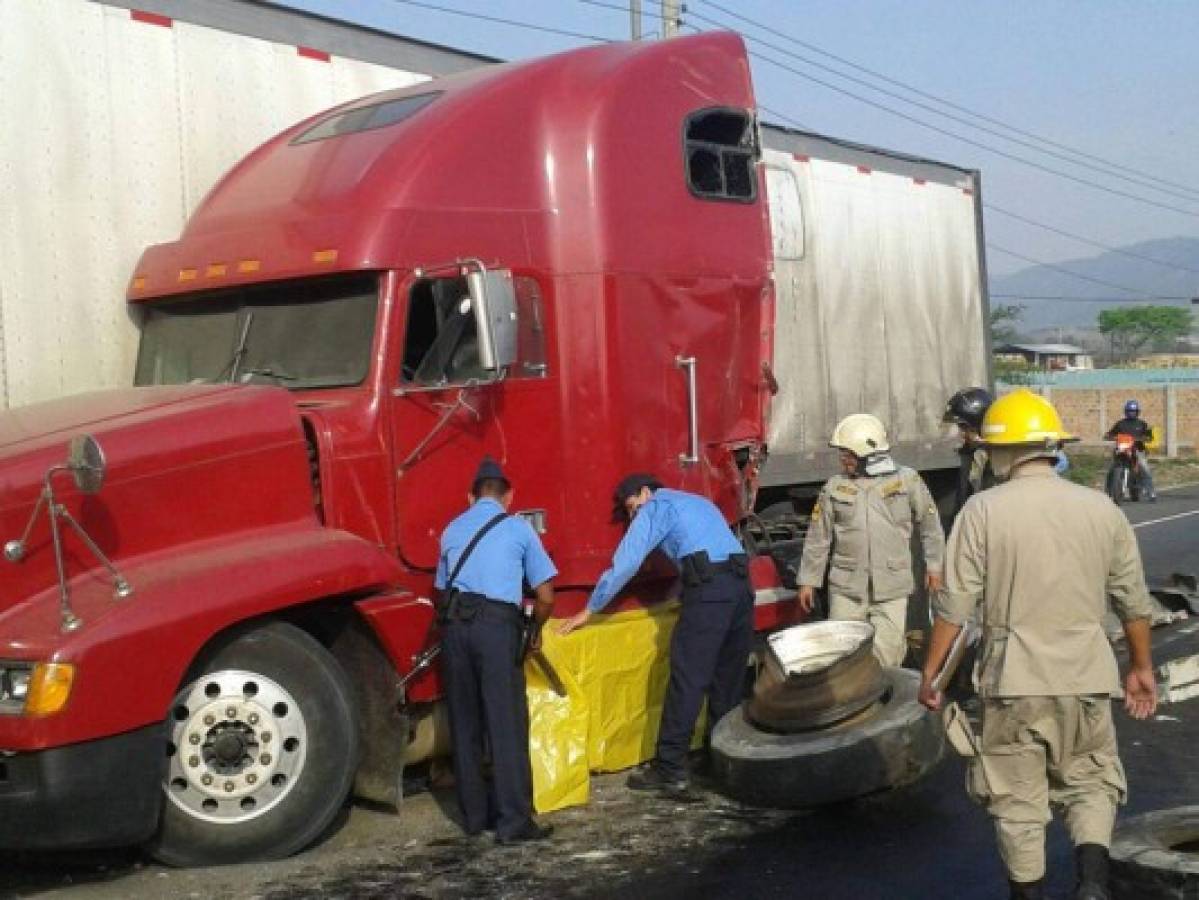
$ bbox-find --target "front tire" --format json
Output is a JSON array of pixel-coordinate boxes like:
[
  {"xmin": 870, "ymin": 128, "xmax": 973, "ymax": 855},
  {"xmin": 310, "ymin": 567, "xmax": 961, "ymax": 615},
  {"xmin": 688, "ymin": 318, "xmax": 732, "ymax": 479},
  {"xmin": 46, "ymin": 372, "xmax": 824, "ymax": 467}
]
[
  {"xmin": 150, "ymin": 622, "xmax": 359, "ymax": 866},
  {"xmin": 1108, "ymin": 465, "xmax": 1125, "ymax": 504}
]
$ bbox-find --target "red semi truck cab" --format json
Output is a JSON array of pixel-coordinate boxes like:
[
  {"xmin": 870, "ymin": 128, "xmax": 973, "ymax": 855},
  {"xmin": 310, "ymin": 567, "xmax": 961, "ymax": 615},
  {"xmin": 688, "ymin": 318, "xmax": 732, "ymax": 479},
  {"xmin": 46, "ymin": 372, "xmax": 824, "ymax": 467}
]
[{"xmin": 0, "ymin": 33, "xmax": 780, "ymax": 862}]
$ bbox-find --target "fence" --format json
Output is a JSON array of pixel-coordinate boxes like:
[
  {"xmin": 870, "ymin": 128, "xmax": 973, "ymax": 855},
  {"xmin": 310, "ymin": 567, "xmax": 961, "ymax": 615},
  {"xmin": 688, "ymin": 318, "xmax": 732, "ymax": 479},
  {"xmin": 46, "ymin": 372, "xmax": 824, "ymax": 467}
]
[{"xmin": 999, "ymin": 369, "xmax": 1199, "ymax": 456}]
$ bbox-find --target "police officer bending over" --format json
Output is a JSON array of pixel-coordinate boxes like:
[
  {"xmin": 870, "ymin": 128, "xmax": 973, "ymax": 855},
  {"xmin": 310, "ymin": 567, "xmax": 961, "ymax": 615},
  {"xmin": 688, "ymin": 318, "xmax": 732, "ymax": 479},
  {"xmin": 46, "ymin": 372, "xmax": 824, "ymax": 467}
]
[
  {"xmin": 920, "ymin": 390, "xmax": 1156, "ymax": 900},
  {"xmin": 435, "ymin": 458, "xmax": 556, "ymax": 844},
  {"xmin": 797, "ymin": 414, "xmax": 945, "ymax": 667},
  {"xmin": 558, "ymin": 474, "xmax": 753, "ymax": 795}
]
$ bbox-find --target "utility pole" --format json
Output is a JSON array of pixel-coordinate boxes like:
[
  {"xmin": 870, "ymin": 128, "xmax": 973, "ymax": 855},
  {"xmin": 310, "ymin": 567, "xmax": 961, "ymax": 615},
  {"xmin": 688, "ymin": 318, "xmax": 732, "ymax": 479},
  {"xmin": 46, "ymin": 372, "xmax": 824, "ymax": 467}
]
[
  {"xmin": 630, "ymin": 0, "xmax": 642, "ymax": 40},
  {"xmin": 662, "ymin": 0, "xmax": 681, "ymax": 37}
]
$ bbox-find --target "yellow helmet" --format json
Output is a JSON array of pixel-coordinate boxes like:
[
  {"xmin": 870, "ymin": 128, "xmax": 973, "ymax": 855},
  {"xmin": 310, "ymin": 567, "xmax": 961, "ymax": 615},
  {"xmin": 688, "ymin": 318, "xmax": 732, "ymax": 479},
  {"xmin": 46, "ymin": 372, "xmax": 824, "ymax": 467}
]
[{"xmin": 980, "ymin": 389, "xmax": 1076, "ymax": 446}]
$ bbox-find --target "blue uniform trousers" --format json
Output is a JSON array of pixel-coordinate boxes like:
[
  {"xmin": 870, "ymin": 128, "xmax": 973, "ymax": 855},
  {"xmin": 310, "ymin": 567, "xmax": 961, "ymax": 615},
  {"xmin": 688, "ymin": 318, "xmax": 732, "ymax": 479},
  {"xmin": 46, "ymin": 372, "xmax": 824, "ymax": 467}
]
[
  {"xmin": 655, "ymin": 569, "xmax": 754, "ymax": 779},
  {"xmin": 441, "ymin": 598, "xmax": 535, "ymax": 839}
]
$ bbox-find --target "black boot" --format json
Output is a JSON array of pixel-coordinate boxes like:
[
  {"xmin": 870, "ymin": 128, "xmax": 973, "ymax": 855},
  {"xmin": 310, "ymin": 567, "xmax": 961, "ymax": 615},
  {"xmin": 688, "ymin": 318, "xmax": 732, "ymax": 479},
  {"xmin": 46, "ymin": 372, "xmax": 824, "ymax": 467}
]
[
  {"xmin": 1009, "ymin": 880, "xmax": 1043, "ymax": 900},
  {"xmin": 1075, "ymin": 843, "xmax": 1111, "ymax": 900}
]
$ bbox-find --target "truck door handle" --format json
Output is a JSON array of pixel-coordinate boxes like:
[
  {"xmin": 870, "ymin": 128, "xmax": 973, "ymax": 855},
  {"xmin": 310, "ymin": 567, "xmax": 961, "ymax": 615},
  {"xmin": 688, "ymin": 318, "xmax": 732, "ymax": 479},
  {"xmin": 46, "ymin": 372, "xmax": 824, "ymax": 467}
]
[{"xmin": 676, "ymin": 355, "xmax": 699, "ymax": 465}]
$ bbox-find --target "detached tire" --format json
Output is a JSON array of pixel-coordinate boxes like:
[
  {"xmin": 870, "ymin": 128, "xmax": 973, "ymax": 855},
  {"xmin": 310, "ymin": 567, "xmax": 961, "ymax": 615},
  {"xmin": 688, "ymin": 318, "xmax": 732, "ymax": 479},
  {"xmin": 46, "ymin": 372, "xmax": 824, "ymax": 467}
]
[
  {"xmin": 711, "ymin": 668, "xmax": 943, "ymax": 808},
  {"xmin": 1111, "ymin": 807, "xmax": 1199, "ymax": 900},
  {"xmin": 150, "ymin": 623, "xmax": 360, "ymax": 866}
]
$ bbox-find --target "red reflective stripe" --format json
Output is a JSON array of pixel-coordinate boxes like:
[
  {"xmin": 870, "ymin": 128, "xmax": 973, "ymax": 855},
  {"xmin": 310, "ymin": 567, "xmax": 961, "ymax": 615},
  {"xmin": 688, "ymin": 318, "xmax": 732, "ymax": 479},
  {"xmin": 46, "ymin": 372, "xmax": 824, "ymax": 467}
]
[
  {"xmin": 130, "ymin": 9, "xmax": 172, "ymax": 27},
  {"xmin": 912, "ymin": 177, "xmax": 927, "ymax": 186},
  {"xmin": 856, "ymin": 165, "xmax": 871, "ymax": 175},
  {"xmin": 297, "ymin": 46, "xmax": 331, "ymax": 62},
  {"xmin": 792, "ymin": 153, "xmax": 810, "ymax": 163}
]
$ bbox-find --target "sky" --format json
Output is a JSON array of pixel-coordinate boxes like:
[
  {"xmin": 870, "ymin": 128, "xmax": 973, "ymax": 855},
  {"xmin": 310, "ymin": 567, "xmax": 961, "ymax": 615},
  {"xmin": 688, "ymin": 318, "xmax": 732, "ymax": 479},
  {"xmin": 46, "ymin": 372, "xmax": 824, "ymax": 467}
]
[{"xmin": 273, "ymin": 0, "xmax": 1199, "ymax": 282}]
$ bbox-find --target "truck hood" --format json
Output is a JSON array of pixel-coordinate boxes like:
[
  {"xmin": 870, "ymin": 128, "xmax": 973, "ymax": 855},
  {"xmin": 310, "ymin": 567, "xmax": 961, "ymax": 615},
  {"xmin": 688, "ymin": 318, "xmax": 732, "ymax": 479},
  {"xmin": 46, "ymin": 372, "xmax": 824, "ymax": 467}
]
[{"xmin": 0, "ymin": 386, "xmax": 317, "ymax": 641}]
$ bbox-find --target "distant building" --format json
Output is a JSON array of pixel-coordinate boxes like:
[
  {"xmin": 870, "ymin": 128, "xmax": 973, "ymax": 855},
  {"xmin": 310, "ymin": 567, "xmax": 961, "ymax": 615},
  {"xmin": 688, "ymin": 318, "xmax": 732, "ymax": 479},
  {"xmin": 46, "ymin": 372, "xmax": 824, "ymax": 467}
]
[
  {"xmin": 994, "ymin": 343, "xmax": 1094, "ymax": 370},
  {"xmin": 1129, "ymin": 352, "xmax": 1199, "ymax": 369}
]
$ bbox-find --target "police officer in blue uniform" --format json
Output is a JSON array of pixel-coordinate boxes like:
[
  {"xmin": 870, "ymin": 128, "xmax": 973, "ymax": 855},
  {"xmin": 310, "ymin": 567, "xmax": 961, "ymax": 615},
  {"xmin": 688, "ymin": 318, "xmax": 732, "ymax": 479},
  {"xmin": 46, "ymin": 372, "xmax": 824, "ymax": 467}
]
[
  {"xmin": 558, "ymin": 474, "xmax": 753, "ymax": 794},
  {"xmin": 435, "ymin": 458, "xmax": 557, "ymax": 843}
]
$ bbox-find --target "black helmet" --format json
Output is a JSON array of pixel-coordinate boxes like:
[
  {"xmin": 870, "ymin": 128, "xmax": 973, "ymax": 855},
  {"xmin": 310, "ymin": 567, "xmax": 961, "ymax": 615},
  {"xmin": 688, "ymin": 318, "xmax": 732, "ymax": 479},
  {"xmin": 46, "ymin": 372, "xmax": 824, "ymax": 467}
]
[{"xmin": 943, "ymin": 387, "xmax": 993, "ymax": 429}]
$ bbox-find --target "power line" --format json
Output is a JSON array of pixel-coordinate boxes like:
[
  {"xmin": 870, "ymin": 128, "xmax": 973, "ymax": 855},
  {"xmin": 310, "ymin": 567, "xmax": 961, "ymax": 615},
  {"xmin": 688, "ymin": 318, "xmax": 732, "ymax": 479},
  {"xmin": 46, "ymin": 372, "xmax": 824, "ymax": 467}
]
[
  {"xmin": 757, "ymin": 102, "xmax": 814, "ymax": 132},
  {"xmin": 688, "ymin": 7, "xmax": 1199, "ymax": 207},
  {"xmin": 696, "ymin": 0, "xmax": 1199, "ymax": 202},
  {"xmin": 987, "ymin": 243, "xmax": 1154, "ymax": 295},
  {"xmin": 758, "ymin": 103, "xmax": 1192, "ymax": 303},
  {"xmin": 385, "ymin": 0, "xmax": 612, "ymax": 43},
  {"xmin": 764, "ymin": 96, "xmax": 1199, "ymax": 280},
  {"xmin": 579, "ymin": 1, "xmax": 1199, "ymax": 275},
  {"xmin": 992, "ymin": 294, "xmax": 1197, "ymax": 303},
  {"xmin": 383, "ymin": 0, "xmax": 1199, "ymax": 294},
  {"xmin": 743, "ymin": 46, "xmax": 1199, "ymax": 221},
  {"xmin": 985, "ymin": 205, "xmax": 1199, "ymax": 277}
]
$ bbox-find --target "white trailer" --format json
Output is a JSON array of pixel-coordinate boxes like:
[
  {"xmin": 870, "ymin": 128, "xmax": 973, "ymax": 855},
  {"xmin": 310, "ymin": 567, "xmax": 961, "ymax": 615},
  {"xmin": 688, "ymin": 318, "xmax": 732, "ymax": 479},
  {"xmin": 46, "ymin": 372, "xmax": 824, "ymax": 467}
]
[
  {"xmin": 759, "ymin": 128, "xmax": 991, "ymax": 491},
  {"xmin": 0, "ymin": 0, "xmax": 491, "ymax": 410}
]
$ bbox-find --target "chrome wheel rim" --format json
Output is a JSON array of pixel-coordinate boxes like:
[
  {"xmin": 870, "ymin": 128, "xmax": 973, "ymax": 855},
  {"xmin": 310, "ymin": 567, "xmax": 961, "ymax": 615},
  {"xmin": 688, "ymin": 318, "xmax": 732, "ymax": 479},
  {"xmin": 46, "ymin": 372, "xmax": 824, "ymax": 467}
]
[{"xmin": 164, "ymin": 669, "xmax": 308, "ymax": 824}]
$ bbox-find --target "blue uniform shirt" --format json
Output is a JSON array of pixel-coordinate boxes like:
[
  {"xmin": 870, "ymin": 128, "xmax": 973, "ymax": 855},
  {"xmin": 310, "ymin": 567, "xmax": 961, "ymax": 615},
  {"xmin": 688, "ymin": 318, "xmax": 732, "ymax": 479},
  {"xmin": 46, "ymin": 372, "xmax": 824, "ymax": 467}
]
[
  {"xmin": 587, "ymin": 488, "xmax": 745, "ymax": 613},
  {"xmin": 1054, "ymin": 450, "xmax": 1070, "ymax": 476},
  {"xmin": 435, "ymin": 498, "xmax": 558, "ymax": 604}
]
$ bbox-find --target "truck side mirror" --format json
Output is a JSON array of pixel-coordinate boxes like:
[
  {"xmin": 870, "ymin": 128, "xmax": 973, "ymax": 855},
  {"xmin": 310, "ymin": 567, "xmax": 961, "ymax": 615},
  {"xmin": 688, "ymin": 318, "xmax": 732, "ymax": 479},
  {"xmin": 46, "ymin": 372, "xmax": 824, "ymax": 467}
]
[
  {"xmin": 67, "ymin": 434, "xmax": 106, "ymax": 495},
  {"xmin": 466, "ymin": 269, "xmax": 518, "ymax": 373}
]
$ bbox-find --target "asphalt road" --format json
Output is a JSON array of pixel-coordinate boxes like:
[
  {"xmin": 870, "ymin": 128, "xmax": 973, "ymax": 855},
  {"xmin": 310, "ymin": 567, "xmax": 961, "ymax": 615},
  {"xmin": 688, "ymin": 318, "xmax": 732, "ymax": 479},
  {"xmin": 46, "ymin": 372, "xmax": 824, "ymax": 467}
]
[
  {"xmin": 1124, "ymin": 482, "xmax": 1199, "ymax": 583},
  {"xmin": 3, "ymin": 483, "xmax": 1197, "ymax": 900}
]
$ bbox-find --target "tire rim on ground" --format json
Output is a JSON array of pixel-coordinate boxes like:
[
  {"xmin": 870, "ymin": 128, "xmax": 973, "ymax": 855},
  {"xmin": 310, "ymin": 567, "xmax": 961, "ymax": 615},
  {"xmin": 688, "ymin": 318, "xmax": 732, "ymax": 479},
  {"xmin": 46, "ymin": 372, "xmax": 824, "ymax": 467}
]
[
  {"xmin": 164, "ymin": 669, "xmax": 308, "ymax": 824},
  {"xmin": 747, "ymin": 621, "xmax": 886, "ymax": 733}
]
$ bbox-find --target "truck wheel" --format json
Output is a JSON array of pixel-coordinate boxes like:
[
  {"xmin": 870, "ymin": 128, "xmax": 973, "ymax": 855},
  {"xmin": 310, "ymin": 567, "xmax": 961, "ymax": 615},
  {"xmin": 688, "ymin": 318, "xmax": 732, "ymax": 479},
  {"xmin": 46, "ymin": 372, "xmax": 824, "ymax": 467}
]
[
  {"xmin": 150, "ymin": 622, "xmax": 359, "ymax": 866},
  {"xmin": 1111, "ymin": 807, "xmax": 1199, "ymax": 899},
  {"xmin": 710, "ymin": 668, "xmax": 944, "ymax": 808}
]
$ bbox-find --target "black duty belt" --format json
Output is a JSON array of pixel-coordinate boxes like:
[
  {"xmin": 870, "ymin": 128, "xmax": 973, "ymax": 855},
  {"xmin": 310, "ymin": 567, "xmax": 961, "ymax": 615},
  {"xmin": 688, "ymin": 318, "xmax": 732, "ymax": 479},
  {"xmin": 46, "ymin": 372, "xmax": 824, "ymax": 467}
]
[
  {"xmin": 440, "ymin": 590, "xmax": 522, "ymax": 624},
  {"xmin": 680, "ymin": 550, "xmax": 749, "ymax": 587}
]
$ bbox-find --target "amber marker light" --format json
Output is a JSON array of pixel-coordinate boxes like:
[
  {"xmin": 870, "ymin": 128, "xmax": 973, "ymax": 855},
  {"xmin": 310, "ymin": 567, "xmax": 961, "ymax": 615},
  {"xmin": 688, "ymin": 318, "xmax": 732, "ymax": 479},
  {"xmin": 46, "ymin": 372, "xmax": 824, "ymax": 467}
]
[
  {"xmin": 178, "ymin": 268, "xmax": 198, "ymax": 282},
  {"xmin": 131, "ymin": 276, "xmax": 147, "ymax": 290},
  {"xmin": 205, "ymin": 263, "xmax": 227, "ymax": 278},
  {"xmin": 24, "ymin": 663, "xmax": 76, "ymax": 716},
  {"xmin": 237, "ymin": 259, "xmax": 261, "ymax": 273},
  {"xmin": 312, "ymin": 249, "xmax": 338, "ymax": 264}
]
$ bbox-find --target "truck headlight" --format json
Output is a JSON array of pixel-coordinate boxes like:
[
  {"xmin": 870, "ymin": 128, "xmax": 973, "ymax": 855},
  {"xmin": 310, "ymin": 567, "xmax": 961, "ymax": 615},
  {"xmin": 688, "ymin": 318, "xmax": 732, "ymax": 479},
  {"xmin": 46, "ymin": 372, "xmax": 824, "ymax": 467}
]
[
  {"xmin": 6, "ymin": 668, "xmax": 30, "ymax": 701},
  {"xmin": 0, "ymin": 663, "xmax": 74, "ymax": 716}
]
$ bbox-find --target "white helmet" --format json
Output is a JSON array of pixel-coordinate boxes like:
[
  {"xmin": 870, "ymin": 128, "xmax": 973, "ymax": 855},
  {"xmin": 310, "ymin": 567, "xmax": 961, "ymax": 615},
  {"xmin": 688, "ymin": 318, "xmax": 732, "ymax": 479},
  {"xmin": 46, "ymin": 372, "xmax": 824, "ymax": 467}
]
[{"xmin": 830, "ymin": 414, "xmax": 890, "ymax": 457}]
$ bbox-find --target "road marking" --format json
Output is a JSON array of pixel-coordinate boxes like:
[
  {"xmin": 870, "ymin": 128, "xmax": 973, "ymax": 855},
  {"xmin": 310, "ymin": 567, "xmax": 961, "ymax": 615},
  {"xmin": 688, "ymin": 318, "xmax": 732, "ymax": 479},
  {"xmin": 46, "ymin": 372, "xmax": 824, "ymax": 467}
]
[
  {"xmin": 1158, "ymin": 481, "xmax": 1199, "ymax": 494},
  {"xmin": 1133, "ymin": 509, "xmax": 1199, "ymax": 530}
]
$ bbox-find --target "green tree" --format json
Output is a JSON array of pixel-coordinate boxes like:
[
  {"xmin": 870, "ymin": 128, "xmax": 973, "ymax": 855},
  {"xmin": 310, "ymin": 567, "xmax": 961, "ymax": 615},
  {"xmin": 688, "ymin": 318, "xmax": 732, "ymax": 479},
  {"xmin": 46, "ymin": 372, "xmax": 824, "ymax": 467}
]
[
  {"xmin": 990, "ymin": 302, "xmax": 1025, "ymax": 344},
  {"xmin": 1098, "ymin": 306, "xmax": 1194, "ymax": 361}
]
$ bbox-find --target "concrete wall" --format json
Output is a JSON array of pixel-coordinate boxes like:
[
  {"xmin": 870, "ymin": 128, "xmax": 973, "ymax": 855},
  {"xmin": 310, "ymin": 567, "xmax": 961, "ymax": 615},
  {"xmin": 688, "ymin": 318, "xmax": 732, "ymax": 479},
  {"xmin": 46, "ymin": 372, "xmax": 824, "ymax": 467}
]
[{"xmin": 1001, "ymin": 384, "xmax": 1198, "ymax": 455}]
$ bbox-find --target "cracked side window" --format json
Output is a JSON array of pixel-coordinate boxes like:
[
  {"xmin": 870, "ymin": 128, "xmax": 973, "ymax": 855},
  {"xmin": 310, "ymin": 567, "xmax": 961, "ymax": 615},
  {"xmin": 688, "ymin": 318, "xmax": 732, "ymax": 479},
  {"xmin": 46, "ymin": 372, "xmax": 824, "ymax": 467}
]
[{"xmin": 684, "ymin": 108, "xmax": 758, "ymax": 203}]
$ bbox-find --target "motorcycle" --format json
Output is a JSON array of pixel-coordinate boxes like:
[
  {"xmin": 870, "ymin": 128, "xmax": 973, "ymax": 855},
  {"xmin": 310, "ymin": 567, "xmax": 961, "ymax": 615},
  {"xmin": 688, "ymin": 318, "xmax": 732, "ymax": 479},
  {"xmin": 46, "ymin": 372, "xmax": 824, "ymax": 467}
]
[{"xmin": 1106, "ymin": 433, "xmax": 1144, "ymax": 504}]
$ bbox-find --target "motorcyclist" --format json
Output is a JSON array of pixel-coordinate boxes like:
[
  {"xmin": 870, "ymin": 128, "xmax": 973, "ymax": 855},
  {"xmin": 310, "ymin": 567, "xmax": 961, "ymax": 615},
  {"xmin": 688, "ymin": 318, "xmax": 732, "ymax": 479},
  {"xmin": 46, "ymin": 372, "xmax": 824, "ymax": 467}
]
[
  {"xmin": 1104, "ymin": 400, "xmax": 1157, "ymax": 502},
  {"xmin": 943, "ymin": 387, "xmax": 995, "ymax": 519}
]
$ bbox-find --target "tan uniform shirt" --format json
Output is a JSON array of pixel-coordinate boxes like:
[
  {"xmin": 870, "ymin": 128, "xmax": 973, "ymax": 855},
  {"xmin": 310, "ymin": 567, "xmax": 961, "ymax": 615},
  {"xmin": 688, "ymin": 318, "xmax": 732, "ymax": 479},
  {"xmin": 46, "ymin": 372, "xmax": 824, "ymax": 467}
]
[
  {"xmin": 798, "ymin": 466, "xmax": 945, "ymax": 601},
  {"xmin": 935, "ymin": 465, "xmax": 1154, "ymax": 697},
  {"xmin": 968, "ymin": 447, "xmax": 991, "ymax": 494}
]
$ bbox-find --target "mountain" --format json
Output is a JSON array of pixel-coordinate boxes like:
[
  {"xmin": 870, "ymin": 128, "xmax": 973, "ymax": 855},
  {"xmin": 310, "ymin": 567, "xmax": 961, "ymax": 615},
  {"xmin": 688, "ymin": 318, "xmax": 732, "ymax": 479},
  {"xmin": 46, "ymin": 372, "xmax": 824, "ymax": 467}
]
[{"xmin": 988, "ymin": 237, "xmax": 1199, "ymax": 332}]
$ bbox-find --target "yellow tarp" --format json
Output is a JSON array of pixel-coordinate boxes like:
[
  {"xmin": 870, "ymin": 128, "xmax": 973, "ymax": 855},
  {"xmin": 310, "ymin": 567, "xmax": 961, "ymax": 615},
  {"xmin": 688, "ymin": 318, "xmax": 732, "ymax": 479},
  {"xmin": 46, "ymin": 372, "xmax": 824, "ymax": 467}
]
[{"xmin": 529, "ymin": 601, "xmax": 699, "ymax": 814}]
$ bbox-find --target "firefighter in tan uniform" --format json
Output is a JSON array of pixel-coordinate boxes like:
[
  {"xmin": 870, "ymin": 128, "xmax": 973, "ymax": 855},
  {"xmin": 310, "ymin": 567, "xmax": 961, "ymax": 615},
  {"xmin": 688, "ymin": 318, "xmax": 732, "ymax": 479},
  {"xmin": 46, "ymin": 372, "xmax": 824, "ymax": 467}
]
[
  {"xmin": 919, "ymin": 389, "xmax": 1157, "ymax": 900},
  {"xmin": 797, "ymin": 414, "xmax": 945, "ymax": 667}
]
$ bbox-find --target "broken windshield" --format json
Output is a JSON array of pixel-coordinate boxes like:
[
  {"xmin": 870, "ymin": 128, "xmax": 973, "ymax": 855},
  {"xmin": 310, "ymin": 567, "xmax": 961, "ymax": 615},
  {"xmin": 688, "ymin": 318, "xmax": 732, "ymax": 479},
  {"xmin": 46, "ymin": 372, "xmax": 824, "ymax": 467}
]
[{"xmin": 135, "ymin": 275, "xmax": 378, "ymax": 390}]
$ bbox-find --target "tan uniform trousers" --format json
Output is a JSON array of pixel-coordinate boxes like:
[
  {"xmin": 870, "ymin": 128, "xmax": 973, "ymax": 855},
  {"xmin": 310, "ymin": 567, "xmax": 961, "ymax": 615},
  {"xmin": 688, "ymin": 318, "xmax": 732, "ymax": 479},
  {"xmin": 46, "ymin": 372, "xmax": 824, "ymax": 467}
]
[
  {"xmin": 829, "ymin": 589, "xmax": 908, "ymax": 668},
  {"xmin": 968, "ymin": 695, "xmax": 1127, "ymax": 883}
]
